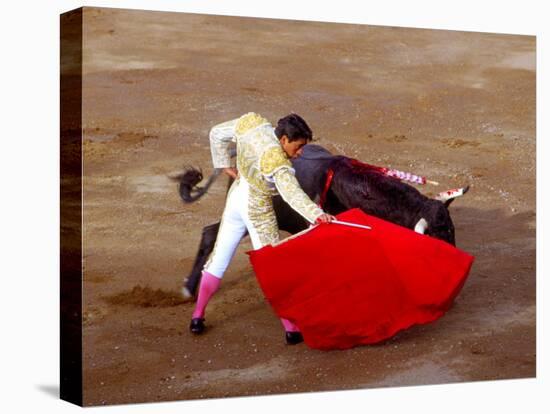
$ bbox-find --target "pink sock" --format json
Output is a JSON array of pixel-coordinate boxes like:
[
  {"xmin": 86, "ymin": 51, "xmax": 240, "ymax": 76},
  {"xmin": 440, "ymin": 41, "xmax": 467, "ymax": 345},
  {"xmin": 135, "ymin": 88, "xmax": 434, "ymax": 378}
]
[
  {"xmin": 280, "ymin": 318, "xmax": 300, "ymax": 333},
  {"xmin": 192, "ymin": 271, "xmax": 221, "ymax": 319}
]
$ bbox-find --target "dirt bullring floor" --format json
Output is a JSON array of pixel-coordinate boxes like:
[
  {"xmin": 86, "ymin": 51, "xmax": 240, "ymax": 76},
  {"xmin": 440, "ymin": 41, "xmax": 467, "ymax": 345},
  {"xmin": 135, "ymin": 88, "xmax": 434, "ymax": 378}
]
[{"xmin": 72, "ymin": 7, "xmax": 535, "ymax": 406}]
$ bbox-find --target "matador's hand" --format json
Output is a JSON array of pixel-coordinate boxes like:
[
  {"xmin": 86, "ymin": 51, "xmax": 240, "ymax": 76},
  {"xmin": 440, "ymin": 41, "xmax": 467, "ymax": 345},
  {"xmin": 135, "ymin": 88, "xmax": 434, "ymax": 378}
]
[
  {"xmin": 315, "ymin": 213, "xmax": 336, "ymax": 224},
  {"xmin": 223, "ymin": 167, "xmax": 238, "ymax": 179}
]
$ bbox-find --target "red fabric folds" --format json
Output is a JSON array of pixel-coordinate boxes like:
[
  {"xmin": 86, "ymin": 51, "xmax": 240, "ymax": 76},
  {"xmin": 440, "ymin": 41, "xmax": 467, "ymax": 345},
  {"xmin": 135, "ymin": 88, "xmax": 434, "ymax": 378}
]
[{"xmin": 248, "ymin": 208, "xmax": 474, "ymax": 350}]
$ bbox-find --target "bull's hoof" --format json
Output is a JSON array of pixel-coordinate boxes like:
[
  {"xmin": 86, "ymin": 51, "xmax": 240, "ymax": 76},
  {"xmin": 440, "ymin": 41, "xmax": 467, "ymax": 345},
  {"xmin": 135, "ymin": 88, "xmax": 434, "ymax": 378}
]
[
  {"xmin": 285, "ymin": 331, "xmax": 304, "ymax": 345},
  {"xmin": 189, "ymin": 318, "xmax": 205, "ymax": 334}
]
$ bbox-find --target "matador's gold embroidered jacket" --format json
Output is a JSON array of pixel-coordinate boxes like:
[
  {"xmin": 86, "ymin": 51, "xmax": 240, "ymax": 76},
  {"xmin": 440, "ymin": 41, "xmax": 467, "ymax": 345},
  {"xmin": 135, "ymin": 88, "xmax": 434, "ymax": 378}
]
[{"xmin": 209, "ymin": 112, "xmax": 324, "ymax": 224}]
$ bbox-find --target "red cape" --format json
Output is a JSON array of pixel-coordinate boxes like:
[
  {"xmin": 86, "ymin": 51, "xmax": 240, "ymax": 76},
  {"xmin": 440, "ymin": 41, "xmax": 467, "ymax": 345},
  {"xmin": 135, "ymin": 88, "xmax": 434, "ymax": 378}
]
[{"xmin": 248, "ymin": 208, "xmax": 474, "ymax": 350}]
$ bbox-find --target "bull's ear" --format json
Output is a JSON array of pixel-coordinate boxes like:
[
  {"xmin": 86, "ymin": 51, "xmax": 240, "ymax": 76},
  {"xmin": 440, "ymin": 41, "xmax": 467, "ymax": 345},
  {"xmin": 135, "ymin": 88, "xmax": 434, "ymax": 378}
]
[{"xmin": 414, "ymin": 218, "xmax": 428, "ymax": 234}]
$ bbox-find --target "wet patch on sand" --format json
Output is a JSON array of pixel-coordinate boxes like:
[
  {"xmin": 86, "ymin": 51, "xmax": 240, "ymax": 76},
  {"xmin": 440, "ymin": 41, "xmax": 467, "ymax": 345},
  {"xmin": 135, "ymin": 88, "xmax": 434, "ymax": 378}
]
[
  {"xmin": 470, "ymin": 303, "xmax": 536, "ymax": 334},
  {"xmin": 498, "ymin": 51, "xmax": 536, "ymax": 71},
  {"xmin": 372, "ymin": 358, "xmax": 462, "ymax": 387},
  {"xmin": 181, "ymin": 356, "xmax": 293, "ymax": 390},
  {"xmin": 128, "ymin": 175, "xmax": 174, "ymax": 193}
]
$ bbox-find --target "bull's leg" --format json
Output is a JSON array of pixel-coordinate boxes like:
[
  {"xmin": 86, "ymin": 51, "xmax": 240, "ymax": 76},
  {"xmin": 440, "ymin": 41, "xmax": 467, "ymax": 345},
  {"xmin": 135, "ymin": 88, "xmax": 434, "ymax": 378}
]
[
  {"xmin": 272, "ymin": 195, "xmax": 309, "ymax": 234},
  {"xmin": 184, "ymin": 177, "xmax": 236, "ymax": 298},
  {"xmin": 183, "ymin": 222, "xmax": 220, "ymax": 299}
]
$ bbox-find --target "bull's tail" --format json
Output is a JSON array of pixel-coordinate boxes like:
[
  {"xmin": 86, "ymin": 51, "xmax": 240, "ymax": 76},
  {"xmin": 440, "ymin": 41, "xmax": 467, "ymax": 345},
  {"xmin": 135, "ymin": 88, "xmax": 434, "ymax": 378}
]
[
  {"xmin": 170, "ymin": 167, "xmax": 222, "ymax": 203},
  {"xmin": 173, "ymin": 148, "xmax": 236, "ymax": 203}
]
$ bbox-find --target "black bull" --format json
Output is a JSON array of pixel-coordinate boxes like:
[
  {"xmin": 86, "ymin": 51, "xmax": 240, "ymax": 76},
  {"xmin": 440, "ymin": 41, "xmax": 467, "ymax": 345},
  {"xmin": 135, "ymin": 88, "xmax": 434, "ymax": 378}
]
[{"xmin": 177, "ymin": 144, "xmax": 463, "ymax": 297}]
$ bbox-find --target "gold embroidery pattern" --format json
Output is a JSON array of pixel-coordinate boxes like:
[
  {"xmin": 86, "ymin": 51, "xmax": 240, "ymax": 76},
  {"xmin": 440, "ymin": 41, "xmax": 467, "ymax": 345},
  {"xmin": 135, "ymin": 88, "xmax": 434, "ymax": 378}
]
[
  {"xmin": 247, "ymin": 187, "xmax": 280, "ymax": 246},
  {"xmin": 235, "ymin": 112, "xmax": 270, "ymax": 136},
  {"xmin": 259, "ymin": 146, "xmax": 292, "ymax": 176},
  {"xmin": 236, "ymin": 126, "xmax": 281, "ymax": 195},
  {"xmin": 273, "ymin": 168, "xmax": 324, "ymax": 224}
]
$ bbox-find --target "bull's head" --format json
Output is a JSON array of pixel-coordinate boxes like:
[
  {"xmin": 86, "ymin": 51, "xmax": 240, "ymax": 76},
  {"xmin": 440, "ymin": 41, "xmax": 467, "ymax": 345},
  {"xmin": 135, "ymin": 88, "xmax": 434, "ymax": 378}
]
[{"xmin": 414, "ymin": 199, "xmax": 456, "ymax": 245}]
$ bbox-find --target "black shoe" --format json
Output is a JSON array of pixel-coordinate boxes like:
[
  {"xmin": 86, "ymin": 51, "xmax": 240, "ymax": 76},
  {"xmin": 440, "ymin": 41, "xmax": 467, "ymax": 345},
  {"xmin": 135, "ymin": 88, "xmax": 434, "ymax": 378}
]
[
  {"xmin": 190, "ymin": 318, "xmax": 205, "ymax": 334},
  {"xmin": 285, "ymin": 331, "xmax": 304, "ymax": 345}
]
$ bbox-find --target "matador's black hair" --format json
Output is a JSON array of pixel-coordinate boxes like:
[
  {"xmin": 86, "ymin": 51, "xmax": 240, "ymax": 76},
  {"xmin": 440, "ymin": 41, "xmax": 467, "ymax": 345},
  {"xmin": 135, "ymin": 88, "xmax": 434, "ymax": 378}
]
[{"xmin": 274, "ymin": 113, "xmax": 313, "ymax": 142}]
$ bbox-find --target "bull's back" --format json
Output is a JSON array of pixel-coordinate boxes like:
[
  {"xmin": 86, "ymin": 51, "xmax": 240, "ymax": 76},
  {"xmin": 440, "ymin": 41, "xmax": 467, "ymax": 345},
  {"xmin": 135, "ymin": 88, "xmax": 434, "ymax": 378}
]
[{"xmin": 328, "ymin": 157, "xmax": 429, "ymax": 228}]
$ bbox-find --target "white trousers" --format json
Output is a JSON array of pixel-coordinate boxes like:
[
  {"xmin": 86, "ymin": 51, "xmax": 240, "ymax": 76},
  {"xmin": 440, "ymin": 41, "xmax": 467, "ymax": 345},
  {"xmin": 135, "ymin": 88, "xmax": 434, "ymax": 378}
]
[{"xmin": 204, "ymin": 178, "xmax": 279, "ymax": 279}]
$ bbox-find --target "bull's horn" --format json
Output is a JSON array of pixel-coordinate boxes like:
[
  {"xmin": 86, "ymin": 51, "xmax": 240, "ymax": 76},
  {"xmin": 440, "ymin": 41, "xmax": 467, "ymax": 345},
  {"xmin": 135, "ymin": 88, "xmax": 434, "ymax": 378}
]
[
  {"xmin": 435, "ymin": 185, "xmax": 470, "ymax": 202},
  {"xmin": 414, "ymin": 218, "xmax": 429, "ymax": 234}
]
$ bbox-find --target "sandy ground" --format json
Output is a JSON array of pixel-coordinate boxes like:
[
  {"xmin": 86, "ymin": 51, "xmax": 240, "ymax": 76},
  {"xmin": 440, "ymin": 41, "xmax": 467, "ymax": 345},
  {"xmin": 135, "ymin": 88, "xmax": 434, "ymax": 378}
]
[{"xmin": 71, "ymin": 7, "xmax": 535, "ymax": 406}]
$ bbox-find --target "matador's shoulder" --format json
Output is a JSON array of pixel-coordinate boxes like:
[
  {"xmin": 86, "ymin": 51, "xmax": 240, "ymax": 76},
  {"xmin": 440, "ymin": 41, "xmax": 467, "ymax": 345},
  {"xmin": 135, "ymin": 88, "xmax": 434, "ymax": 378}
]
[
  {"xmin": 235, "ymin": 112, "xmax": 271, "ymax": 136},
  {"xmin": 259, "ymin": 145, "xmax": 292, "ymax": 176}
]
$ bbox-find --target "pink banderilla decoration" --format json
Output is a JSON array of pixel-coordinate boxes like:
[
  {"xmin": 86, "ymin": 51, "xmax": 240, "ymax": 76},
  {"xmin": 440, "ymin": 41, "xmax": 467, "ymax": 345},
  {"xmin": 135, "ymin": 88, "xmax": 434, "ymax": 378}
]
[{"xmin": 349, "ymin": 159, "xmax": 439, "ymax": 186}]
